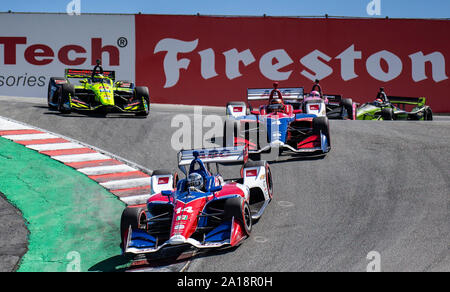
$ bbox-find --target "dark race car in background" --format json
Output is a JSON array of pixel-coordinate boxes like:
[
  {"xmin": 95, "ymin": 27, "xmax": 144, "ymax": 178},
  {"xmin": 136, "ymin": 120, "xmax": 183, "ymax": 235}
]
[
  {"xmin": 48, "ymin": 60, "xmax": 150, "ymax": 116},
  {"xmin": 356, "ymin": 88, "xmax": 433, "ymax": 121},
  {"xmin": 306, "ymin": 80, "xmax": 356, "ymax": 120}
]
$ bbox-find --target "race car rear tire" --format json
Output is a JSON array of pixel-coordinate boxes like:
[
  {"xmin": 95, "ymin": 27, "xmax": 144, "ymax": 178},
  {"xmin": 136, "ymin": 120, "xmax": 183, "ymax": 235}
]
[
  {"xmin": 341, "ymin": 98, "xmax": 354, "ymax": 120},
  {"xmin": 135, "ymin": 86, "xmax": 150, "ymax": 116},
  {"xmin": 48, "ymin": 77, "xmax": 66, "ymax": 109},
  {"xmin": 58, "ymin": 83, "xmax": 73, "ymax": 114},
  {"xmin": 381, "ymin": 107, "xmax": 394, "ymax": 120},
  {"xmin": 224, "ymin": 197, "xmax": 252, "ymax": 236},
  {"xmin": 120, "ymin": 206, "xmax": 148, "ymax": 249},
  {"xmin": 313, "ymin": 116, "xmax": 331, "ymax": 148}
]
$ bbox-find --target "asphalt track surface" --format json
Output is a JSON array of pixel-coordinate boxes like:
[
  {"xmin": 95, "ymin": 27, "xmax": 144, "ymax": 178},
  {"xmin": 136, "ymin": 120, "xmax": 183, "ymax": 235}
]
[
  {"xmin": 0, "ymin": 192, "xmax": 28, "ymax": 272},
  {"xmin": 0, "ymin": 96, "xmax": 448, "ymax": 272}
]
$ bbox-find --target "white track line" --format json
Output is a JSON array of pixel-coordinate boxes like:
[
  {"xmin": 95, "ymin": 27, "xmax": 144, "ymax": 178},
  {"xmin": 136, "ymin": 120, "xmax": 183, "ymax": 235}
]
[
  {"xmin": 26, "ymin": 142, "xmax": 85, "ymax": 151},
  {"xmin": 2, "ymin": 133, "xmax": 58, "ymax": 141},
  {"xmin": 120, "ymin": 194, "xmax": 152, "ymax": 206},
  {"xmin": 100, "ymin": 178, "xmax": 151, "ymax": 190},
  {"xmin": 78, "ymin": 164, "xmax": 137, "ymax": 176},
  {"xmin": 52, "ymin": 153, "xmax": 110, "ymax": 163},
  {"xmin": 0, "ymin": 119, "xmax": 34, "ymax": 130}
]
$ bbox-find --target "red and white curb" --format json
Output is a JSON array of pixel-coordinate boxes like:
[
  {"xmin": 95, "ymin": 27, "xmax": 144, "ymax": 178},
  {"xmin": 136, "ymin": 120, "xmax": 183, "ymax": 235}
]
[{"xmin": 0, "ymin": 116, "xmax": 152, "ymax": 206}]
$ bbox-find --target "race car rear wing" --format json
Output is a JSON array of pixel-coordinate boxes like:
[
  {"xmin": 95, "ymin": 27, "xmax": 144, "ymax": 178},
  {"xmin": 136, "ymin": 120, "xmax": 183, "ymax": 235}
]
[
  {"xmin": 323, "ymin": 94, "xmax": 342, "ymax": 103},
  {"xmin": 65, "ymin": 68, "xmax": 116, "ymax": 81},
  {"xmin": 178, "ymin": 146, "xmax": 248, "ymax": 166},
  {"xmin": 178, "ymin": 146, "xmax": 248, "ymax": 175},
  {"xmin": 247, "ymin": 87, "xmax": 304, "ymax": 101},
  {"xmin": 388, "ymin": 96, "xmax": 426, "ymax": 106}
]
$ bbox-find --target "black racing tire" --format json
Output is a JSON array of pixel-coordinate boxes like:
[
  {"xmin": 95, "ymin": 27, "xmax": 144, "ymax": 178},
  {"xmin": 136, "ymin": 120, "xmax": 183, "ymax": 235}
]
[
  {"xmin": 58, "ymin": 83, "xmax": 74, "ymax": 114},
  {"xmin": 341, "ymin": 98, "xmax": 354, "ymax": 120},
  {"xmin": 120, "ymin": 206, "xmax": 147, "ymax": 249},
  {"xmin": 425, "ymin": 107, "xmax": 433, "ymax": 121},
  {"xmin": 48, "ymin": 77, "xmax": 66, "ymax": 109},
  {"xmin": 265, "ymin": 163, "xmax": 273, "ymax": 199},
  {"xmin": 381, "ymin": 107, "xmax": 394, "ymax": 120},
  {"xmin": 152, "ymin": 169, "xmax": 179, "ymax": 189},
  {"xmin": 224, "ymin": 197, "xmax": 252, "ymax": 236},
  {"xmin": 248, "ymin": 153, "xmax": 261, "ymax": 161},
  {"xmin": 313, "ymin": 116, "xmax": 331, "ymax": 148},
  {"xmin": 134, "ymin": 86, "xmax": 150, "ymax": 117}
]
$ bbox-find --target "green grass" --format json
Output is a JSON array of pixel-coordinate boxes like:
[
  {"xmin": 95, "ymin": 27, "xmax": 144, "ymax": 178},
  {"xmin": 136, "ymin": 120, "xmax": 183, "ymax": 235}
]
[{"xmin": 0, "ymin": 137, "xmax": 129, "ymax": 272}]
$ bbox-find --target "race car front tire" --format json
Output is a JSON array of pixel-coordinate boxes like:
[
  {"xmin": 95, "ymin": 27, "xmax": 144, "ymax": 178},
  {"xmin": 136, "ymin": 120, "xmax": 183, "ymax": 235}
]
[
  {"xmin": 313, "ymin": 116, "xmax": 331, "ymax": 149},
  {"xmin": 381, "ymin": 107, "xmax": 394, "ymax": 120},
  {"xmin": 424, "ymin": 107, "xmax": 433, "ymax": 121},
  {"xmin": 135, "ymin": 86, "xmax": 150, "ymax": 116},
  {"xmin": 48, "ymin": 77, "xmax": 66, "ymax": 109},
  {"xmin": 58, "ymin": 83, "xmax": 73, "ymax": 114},
  {"xmin": 120, "ymin": 206, "xmax": 148, "ymax": 249},
  {"xmin": 224, "ymin": 197, "xmax": 252, "ymax": 236},
  {"xmin": 341, "ymin": 98, "xmax": 355, "ymax": 120}
]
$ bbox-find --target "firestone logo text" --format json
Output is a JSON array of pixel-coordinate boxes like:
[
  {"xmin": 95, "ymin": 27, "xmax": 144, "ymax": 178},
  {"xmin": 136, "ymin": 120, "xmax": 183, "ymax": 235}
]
[{"xmin": 154, "ymin": 38, "xmax": 448, "ymax": 88}]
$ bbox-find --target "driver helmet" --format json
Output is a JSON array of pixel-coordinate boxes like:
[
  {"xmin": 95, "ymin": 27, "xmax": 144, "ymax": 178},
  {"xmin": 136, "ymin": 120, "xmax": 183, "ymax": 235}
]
[
  {"xmin": 375, "ymin": 98, "xmax": 384, "ymax": 104},
  {"xmin": 270, "ymin": 98, "xmax": 283, "ymax": 105},
  {"xmin": 268, "ymin": 99, "xmax": 284, "ymax": 113},
  {"xmin": 310, "ymin": 91, "xmax": 321, "ymax": 98},
  {"xmin": 187, "ymin": 172, "xmax": 204, "ymax": 191}
]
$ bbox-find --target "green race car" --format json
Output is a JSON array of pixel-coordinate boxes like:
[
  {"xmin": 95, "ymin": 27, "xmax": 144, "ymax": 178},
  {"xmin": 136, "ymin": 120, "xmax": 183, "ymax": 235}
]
[
  {"xmin": 47, "ymin": 60, "xmax": 150, "ymax": 116},
  {"xmin": 356, "ymin": 88, "xmax": 433, "ymax": 121}
]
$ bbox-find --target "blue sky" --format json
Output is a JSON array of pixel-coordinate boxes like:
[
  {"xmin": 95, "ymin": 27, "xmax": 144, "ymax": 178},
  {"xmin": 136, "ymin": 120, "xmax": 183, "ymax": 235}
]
[{"xmin": 1, "ymin": 0, "xmax": 449, "ymax": 18}]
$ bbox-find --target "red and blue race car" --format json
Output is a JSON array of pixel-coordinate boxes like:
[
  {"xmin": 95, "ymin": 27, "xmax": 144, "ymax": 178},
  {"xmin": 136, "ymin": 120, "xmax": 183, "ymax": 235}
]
[
  {"xmin": 224, "ymin": 83, "xmax": 331, "ymax": 158},
  {"xmin": 120, "ymin": 146, "xmax": 273, "ymax": 255}
]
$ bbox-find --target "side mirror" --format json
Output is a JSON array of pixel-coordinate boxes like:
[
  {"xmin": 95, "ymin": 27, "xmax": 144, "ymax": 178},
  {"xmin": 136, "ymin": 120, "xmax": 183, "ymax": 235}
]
[
  {"xmin": 161, "ymin": 190, "xmax": 172, "ymax": 197},
  {"xmin": 293, "ymin": 109, "xmax": 303, "ymax": 114},
  {"xmin": 209, "ymin": 185, "xmax": 222, "ymax": 193},
  {"xmin": 250, "ymin": 110, "xmax": 260, "ymax": 115}
]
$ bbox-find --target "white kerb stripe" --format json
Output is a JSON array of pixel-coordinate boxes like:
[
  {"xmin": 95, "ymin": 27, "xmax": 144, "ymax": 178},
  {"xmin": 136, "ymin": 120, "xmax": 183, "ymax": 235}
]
[
  {"xmin": 0, "ymin": 118, "xmax": 34, "ymax": 130},
  {"xmin": 100, "ymin": 178, "xmax": 150, "ymax": 190},
  {"xmin": 26, "ymin": 143, "xmax": 85, "ymax": 151},
  {"xmin": 52, "ymin": 153, "xmax": 110, "ymax": 163},
  {"xmin": 2, "ymin": 133, "xmax": 58, "ymax": 141},
  {"xmin": 78, "ymin": 164, "xmax": 137, "ymax": 176},
  {"xmin": 120, "ymin": 194, "xmax": 152, "ymax": 205}
]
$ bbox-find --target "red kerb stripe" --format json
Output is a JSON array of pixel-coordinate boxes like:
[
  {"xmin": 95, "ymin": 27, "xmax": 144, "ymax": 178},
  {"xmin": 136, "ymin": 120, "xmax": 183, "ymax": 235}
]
[
  {"xmin": 16, "ymin": 138, "xmax": 70, "ymax": 145},
  {"xmin": 39, "ymin": 148, "xmax": 97, "ymax": 157},
  {"xmin": 0, "ymin": 129, "xmax": 44, "ymax": 136},
  {"xmin": 88, "ymin": 171, "xmax": 149, "ymax": 183}
]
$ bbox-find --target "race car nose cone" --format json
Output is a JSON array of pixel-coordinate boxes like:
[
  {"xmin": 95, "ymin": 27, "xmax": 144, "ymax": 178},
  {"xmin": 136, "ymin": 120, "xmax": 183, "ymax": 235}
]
[{"xmin": 168, "ymin": 235, "xmax": 187, "ymax": 245}]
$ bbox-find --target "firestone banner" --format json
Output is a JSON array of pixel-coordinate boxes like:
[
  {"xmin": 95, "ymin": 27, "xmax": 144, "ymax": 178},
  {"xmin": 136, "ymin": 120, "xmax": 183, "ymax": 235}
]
[
  {"xmin": 135, "ymin": 15, "xmax": 450, "ymax": 112},
  {"xmin": 0, "ymin": 13, "xmax": 135, "ymax": 98},
  {"xmin": 1, "ymin": 14, "xmax": 449, "ymax": 112}
]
